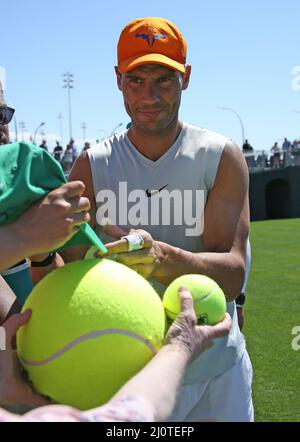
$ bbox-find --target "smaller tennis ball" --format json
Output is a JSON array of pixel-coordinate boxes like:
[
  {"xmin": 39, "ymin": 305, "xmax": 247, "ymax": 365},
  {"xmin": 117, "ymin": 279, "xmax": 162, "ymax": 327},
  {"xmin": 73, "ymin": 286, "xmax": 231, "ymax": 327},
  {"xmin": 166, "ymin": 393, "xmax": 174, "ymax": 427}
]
[{"xmin": 163, "ymin": 274, "xmax": 226, "ymax": 325}]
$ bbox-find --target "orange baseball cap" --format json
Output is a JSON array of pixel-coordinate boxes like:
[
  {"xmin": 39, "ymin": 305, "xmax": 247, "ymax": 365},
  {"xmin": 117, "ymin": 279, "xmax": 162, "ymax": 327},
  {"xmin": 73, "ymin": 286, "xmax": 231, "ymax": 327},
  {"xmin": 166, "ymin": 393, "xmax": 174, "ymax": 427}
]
[{"xmin": 117, "ymin": 17, "xmax": 187, "ymax": 74}]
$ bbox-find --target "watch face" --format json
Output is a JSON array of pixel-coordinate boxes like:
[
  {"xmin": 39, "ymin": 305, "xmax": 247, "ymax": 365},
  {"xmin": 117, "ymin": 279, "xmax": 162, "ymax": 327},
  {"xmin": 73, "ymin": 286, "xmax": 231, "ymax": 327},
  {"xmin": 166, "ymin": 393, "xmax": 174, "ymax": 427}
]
[
  {"xmin": 235, "ymin": 293, "xmax": 245, "ymax": 306},
  {"xmin": 31, "ymin": 252, "xmax": 56, "ymax": 267}
]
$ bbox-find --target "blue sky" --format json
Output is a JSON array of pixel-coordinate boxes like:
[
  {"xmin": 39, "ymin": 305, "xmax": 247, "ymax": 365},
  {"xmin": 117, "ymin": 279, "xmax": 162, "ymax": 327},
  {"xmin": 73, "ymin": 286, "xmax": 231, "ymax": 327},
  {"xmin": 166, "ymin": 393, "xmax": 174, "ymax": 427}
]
[{"xmin": 2, "ymin": 0, "xmax": 300, "ymax": 151}]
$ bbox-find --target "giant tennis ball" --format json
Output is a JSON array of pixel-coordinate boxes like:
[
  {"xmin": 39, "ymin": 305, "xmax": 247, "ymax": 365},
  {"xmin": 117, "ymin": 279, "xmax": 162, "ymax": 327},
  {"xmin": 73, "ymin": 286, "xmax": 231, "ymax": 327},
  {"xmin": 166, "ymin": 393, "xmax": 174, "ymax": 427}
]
[
  {"xmin": 17, "ymin": 259, "xmax": 165, "ymax": 410},
  {"xmin": 163, "ymin": 274, "xmax": 226, "ymax": 325}
]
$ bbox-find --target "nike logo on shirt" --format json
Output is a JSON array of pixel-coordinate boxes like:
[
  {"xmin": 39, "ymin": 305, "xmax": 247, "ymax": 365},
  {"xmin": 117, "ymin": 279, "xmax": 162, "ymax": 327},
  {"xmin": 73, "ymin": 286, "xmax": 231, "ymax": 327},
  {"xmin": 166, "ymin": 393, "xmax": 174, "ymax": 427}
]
[{"xmin": 145, "ymin": 185, "xmax": 168, "ymax": 198}]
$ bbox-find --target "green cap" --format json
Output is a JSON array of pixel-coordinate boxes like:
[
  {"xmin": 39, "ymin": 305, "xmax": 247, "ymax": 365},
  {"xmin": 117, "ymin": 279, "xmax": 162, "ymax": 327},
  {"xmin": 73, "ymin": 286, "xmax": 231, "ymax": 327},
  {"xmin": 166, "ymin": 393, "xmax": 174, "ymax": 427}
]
[{"xmin": 0, "ymin": 142, "xmax": 107, "ymax": 253}]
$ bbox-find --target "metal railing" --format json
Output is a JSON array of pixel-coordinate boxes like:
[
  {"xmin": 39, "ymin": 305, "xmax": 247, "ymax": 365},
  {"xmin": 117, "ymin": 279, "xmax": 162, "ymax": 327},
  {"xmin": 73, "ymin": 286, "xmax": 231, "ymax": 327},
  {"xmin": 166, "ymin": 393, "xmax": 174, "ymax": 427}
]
[{"xmin": 243, "ymin": 148, "xmax": 300, "ymax": 171}]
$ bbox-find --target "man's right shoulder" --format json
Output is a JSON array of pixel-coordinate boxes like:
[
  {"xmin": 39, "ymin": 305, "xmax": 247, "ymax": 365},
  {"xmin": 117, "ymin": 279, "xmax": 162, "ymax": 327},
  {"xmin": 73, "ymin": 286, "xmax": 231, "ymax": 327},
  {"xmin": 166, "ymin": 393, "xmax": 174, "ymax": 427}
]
[
  {"xmin": 89, "ymin": 132, "xmax": 127, "ymax": 156},
  {"xmin": 184, "ymin": 123, "xmax": 230, "ymax": 147},
  {"xmin": 68, "ymin": 150, "xmax": 94, "ymax": 191}
]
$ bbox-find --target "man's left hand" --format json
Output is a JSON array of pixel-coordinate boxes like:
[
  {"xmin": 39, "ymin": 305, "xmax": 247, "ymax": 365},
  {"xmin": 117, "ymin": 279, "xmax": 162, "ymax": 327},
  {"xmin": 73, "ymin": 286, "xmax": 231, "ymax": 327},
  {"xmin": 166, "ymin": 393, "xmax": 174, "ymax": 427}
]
[{"xmin": 96, "ymin": 225, "xmax": 164, "ymax": 279}]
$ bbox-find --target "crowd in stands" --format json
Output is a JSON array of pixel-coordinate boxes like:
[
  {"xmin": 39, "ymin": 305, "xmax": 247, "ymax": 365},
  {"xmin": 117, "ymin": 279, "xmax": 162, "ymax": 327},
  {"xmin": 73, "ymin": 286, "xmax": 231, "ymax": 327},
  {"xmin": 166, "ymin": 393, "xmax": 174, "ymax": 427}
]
[
  {"xmin": 36, "ymin": 134, "xmax": 300, "ymax": 173},
  {"xmin": 242, "ymin": 137, "xmax": 300, "ymax": 170}
]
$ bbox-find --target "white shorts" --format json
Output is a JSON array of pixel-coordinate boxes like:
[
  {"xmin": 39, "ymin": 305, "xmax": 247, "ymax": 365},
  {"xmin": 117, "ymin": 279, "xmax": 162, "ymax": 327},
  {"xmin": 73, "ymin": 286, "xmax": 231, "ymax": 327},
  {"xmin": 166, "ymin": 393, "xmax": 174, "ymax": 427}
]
[{"xmin": 168, "ymin": 350, "xmax": 254, "ymax": 422}]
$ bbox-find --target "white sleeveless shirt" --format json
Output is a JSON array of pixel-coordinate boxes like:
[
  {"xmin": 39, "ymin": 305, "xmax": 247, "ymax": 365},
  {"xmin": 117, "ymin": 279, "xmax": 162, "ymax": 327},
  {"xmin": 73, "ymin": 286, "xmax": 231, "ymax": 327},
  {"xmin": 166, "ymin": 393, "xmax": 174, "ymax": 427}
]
[{"xmin": 88, "ymin": 122, "xmax": 246, "ymax": 383}]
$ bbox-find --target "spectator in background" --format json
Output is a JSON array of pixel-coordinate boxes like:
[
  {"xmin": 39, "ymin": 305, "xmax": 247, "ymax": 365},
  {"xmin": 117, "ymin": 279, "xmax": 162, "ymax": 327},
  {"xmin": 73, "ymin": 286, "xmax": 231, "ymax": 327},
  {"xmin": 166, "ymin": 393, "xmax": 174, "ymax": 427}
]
[
  {"xmin": 69, "ymin": 138, "xmax": 78, "ymax": 162},
  {"xmin": 62, "ymin": 144, "xmax": 74, "ymax": 173},
  {"xmin": 83, "ymin": 142, "xmax": 91, "ymax": 151},
  {"xmin": 243, "ymin": 140, "xmax": 255, "ymax": 169},
  {"xmin": 256, "ymin": 150, "xmax": 268, "ymax": 168},
  {"xmin": 53, "ymin": 141, "xmax": 64, "ymax": 163},
  {"xmin": 282, "ymin": 138, "xmax": 293, "ymax": 167},
  {"xmin": 292, "ymin": 139, "xmax": 300, "ymax": 166},
  {"xmin": 271, "ymin": 142, "xmax": 281, "ymax": 168},
  {"xmin": 282, "ymin": 138, "xmax": 293, "ymax": 168},
  {"xmin": 282, "ymin": 137, "xmax": 291, "ymax": 151},
  {"xmin": 242, "ymin": 139, "xmax": 253, "ymax": 152},
  {"xmin": 39, "ymin": 139, "xmax": 48, "ymax": 152}
]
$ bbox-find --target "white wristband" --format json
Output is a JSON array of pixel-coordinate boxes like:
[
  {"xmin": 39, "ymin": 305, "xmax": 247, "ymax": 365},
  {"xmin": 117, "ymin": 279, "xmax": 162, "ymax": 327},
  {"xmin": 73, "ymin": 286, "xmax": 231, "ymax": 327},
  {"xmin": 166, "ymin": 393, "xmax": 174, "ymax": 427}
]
[{"xmin": 121, "ymin": 233, "xmax": 144, "ymax": 252}]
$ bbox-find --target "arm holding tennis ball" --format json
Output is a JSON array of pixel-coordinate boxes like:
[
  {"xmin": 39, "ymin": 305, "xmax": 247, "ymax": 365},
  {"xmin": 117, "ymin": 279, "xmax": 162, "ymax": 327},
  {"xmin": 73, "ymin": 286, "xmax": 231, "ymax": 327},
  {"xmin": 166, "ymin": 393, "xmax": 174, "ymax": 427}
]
[
  {"xmin": 0, "ymin": 288, "xmax": 231, "ymax": 421},
  {"xmin": 110, "ymin": 287, "xmax": 232, "ymax": 422}
]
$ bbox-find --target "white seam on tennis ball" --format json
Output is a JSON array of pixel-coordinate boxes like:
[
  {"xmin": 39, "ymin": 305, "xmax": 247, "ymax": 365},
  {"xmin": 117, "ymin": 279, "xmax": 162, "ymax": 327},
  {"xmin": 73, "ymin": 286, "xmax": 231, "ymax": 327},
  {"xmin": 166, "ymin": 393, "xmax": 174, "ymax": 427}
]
[
  {"xmin": 168, "ymin": 287, "xmax": 220, "ymax": 316},
  {"xmin": 193, "ymin": 293, "xmax": 210, "ymax": 305},
  {"xmin": 193, "ymin": 285, "xmax": 224, "ymax": 305},
  {"xmin": 20, "ymin": 329, "xmax": 157, "ymax": 367}
]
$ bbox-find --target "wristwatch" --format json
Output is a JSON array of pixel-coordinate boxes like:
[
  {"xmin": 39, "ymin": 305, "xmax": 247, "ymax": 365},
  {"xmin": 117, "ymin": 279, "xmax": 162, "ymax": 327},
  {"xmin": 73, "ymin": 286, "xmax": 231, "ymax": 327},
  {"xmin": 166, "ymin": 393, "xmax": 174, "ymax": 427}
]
[{"xmin": 30, "ymin": 251, "xmax": 56, "ymax": 267}]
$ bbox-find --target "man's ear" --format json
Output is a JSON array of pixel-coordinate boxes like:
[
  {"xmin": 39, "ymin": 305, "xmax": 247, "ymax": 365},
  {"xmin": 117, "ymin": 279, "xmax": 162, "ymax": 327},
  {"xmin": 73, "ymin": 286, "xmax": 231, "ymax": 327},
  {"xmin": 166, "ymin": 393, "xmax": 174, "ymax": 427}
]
[
  {"xmin": 182, "ymin": 65, "xmax": 192, "ymax": 91},
  {"xmin": 114, "ymin": 66, "xmax": 122, "ymax": 91}
]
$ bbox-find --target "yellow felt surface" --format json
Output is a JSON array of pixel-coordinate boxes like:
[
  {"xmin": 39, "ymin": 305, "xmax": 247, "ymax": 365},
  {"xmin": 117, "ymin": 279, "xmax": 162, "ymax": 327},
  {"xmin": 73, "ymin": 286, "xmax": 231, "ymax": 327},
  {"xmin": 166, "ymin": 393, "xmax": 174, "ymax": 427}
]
[
  {"xmin": 17, "ymin": 259, "xmax": 165, "ymax": 409},
  {"xmin": 163, "ymin": 274, "xmax": 226, "ymax": 325}
]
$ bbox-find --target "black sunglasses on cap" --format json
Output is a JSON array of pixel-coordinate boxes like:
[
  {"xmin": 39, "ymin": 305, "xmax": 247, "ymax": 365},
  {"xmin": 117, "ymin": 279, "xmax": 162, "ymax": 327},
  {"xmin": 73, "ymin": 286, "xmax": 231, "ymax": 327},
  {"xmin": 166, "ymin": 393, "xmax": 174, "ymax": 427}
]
[{"xmin": 0, "ymin": 106, "xmax": 15, "ymax": 125}]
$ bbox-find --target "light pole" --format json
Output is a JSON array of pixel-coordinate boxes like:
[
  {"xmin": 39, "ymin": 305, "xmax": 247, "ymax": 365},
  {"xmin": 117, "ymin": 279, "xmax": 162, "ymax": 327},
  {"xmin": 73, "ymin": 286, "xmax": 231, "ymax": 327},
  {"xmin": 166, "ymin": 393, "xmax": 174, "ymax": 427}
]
[
  {"xmin": 218, "ymin": 107, "xmax": 245, "ymax": 147},
  {"xmin": 98, "ymin": 128, "xmax": 109, "ymax": 141},
  {"xmin": 33, "ymin": 122, "xmax": 46, "ymax": 144},
  {"xmin": 58, "ymin": 112, "xmax": 64, "ymax": 146},
  {"xmin": 110, "ymin": 122, "xmax": 123, "ymax": 136},
  {"xmin": 19, "ymin": 121, "xmax": 26, "ymax": 141},
  {"xmin": 62, "ymin": 72, "xmax": 74, "ymax": 142},
  {"xmin": 81, "ymin": 122, "xmax": 86, "ymax": 142}
]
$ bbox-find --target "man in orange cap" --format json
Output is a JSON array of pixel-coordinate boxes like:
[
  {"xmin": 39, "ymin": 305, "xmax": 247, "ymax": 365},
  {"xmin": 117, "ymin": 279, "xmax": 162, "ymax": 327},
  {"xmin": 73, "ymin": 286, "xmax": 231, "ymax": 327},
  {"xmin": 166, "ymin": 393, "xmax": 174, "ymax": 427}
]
[{"xmin": 34, "ymin": 17, "xmax": 254, "ymax": 422}]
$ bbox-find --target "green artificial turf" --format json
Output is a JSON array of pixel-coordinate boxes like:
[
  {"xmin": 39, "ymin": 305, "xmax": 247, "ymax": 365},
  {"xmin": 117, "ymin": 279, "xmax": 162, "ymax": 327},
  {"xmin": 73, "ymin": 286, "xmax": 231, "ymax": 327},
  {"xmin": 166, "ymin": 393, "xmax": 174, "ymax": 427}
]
[{"xmin": 243, "ymin": 218, "xmax": 300, "ymax": 421}]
